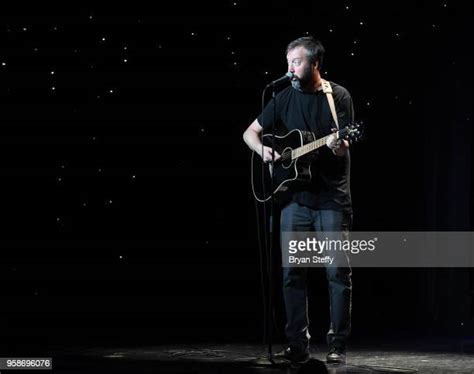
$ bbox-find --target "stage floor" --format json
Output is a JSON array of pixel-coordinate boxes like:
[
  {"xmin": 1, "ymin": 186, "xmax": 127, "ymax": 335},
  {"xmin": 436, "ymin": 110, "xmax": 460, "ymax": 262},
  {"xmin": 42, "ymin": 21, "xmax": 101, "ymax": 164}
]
[{"xmin": 30, "ymin": 340, "xmax": 474, "ymax": 373}]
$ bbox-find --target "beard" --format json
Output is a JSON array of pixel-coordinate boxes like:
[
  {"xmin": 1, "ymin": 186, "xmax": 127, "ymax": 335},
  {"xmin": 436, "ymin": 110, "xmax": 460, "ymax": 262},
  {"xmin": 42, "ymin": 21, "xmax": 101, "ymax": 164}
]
[{"xmin": 291, "ymin": 65, "xmax": 313, "ymax": 91}]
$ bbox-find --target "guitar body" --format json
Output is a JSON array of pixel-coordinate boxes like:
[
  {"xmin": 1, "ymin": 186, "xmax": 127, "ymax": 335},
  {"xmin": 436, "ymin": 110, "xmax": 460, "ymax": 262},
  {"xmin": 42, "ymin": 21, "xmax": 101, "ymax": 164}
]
[{"xmin": 251, "ymin": 129, "xmax": 317, "ymax": 203}]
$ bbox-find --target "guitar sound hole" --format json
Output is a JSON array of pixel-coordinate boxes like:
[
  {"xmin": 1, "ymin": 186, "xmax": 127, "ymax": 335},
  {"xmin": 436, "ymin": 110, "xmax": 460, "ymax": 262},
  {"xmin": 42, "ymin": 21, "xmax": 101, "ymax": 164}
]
[{"xmin": 281, "ymin": 148, "xmax": 293, "ymax": 169}]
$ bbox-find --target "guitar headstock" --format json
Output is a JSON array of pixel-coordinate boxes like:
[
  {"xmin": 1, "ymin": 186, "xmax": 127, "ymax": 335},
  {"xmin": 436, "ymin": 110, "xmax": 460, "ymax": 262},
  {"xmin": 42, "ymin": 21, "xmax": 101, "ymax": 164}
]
[{"xmin": 341, "ymin": 121, "xmax": 364, "ymax": 143}]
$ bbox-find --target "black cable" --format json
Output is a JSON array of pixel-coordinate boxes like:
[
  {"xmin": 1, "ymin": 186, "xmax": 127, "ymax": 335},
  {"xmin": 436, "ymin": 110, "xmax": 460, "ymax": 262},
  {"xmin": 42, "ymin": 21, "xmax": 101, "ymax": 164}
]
[
  {"xmin": 256, "ymin": 84, "xmax": 279, "ymax": 359},
  {"xmin": 268, "ymin": 86, "xmax": 277, "ymax": 359}
]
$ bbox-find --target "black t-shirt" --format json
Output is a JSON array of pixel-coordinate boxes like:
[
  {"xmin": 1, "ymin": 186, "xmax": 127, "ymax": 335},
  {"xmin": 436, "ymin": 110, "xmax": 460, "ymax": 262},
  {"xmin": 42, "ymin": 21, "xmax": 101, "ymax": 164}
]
[{"xmin": 257, "ymin": 81, "xmax": 354, "ymax": 213}]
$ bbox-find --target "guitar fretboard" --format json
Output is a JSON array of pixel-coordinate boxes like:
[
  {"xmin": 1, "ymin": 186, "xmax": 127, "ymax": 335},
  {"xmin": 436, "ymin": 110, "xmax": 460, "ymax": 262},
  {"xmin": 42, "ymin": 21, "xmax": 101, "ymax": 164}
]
[{"xmin": 292, "ymin": 133, "xmax": 335, "ymax": 159}]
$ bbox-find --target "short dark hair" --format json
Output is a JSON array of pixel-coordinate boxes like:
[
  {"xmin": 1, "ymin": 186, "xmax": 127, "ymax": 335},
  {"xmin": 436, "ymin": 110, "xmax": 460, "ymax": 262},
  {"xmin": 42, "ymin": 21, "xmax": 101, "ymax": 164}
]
[{"xmin": 286, "ymin": 36, "xmax": 325, "ymax": 70}]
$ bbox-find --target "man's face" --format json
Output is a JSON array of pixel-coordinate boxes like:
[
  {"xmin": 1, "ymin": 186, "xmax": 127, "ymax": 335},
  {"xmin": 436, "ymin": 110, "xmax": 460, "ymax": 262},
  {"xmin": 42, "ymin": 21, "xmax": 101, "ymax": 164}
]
[{"xmin": 286, "ymin": 46, "xmax": 314, "ymax": 90}]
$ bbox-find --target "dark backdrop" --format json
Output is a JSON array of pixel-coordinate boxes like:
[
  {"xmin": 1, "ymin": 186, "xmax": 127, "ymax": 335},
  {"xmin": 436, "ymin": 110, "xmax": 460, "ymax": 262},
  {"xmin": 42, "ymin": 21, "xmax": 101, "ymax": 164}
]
[{"xmin": 0, "ymin": 1, "xmax": 472, "ymax": 349}]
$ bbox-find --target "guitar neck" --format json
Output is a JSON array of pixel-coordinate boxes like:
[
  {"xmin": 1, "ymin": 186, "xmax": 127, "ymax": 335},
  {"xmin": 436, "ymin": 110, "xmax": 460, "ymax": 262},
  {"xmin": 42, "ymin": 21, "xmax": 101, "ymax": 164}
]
[{"xmin": 292, "ymin": 132, "xmax": 337, "ymax": 159}]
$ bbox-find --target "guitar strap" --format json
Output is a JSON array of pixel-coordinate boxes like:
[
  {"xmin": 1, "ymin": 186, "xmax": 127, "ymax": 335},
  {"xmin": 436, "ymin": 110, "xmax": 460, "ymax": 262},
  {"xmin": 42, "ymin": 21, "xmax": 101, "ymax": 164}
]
[{"xmin": 321, "ymin": 79, "xmax": 339, "ymax": 129}]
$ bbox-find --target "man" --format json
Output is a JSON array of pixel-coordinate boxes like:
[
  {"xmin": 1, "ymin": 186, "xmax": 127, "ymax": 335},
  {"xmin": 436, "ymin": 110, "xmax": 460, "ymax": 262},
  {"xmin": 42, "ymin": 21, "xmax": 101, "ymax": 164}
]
[{"xmin": 243, "ymin": 36, "xmax": 353, "ymax": 364}]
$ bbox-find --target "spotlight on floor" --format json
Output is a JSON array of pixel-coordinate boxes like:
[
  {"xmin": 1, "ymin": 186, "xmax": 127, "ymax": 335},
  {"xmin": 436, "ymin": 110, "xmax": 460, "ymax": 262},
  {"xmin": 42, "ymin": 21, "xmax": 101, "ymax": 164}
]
[{"xmin": 296, "ymin": 358, "xmax": 329, "ymax": 374}]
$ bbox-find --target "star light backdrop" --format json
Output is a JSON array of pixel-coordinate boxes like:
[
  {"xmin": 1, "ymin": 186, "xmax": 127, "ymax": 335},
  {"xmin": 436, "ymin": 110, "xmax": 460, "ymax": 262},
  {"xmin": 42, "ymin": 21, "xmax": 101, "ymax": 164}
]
[{"xmin": 0, "ymin": 1, "xmax": 472, "ymax": 346}]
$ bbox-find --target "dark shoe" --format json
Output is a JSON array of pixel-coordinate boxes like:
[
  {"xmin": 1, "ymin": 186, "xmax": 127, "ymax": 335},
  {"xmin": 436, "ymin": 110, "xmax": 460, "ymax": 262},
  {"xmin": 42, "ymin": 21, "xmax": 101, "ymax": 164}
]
[
  {"xmin": 274, "ymin": 346, "xmax": 310, "ymax": 363},
  {"xmin": 326, "ymin": 346, "xmax": 346, "ymax": 364}
]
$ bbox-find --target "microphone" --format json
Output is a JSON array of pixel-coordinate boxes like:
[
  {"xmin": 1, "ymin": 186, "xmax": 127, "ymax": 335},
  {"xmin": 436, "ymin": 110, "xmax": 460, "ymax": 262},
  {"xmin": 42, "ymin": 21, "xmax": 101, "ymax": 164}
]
[{"xmin": 266, "ymin": 72, "xmax": 294, "ymax": 87}]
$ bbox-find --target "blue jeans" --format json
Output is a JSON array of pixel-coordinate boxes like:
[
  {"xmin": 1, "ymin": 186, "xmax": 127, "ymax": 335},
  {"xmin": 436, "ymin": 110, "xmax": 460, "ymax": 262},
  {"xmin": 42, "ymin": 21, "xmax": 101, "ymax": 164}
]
[{"xmin": 280, "ymin": 202, "xmax": 352, "ymax": 351}]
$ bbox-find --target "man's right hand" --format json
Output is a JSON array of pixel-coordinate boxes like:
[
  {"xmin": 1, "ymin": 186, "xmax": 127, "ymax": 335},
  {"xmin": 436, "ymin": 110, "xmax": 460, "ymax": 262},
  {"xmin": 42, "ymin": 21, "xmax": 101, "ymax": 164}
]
[
  {"xmin": 243, "ymin": 119, "xmax": 280, "ymax": 162},
  {"xmin": 260, "ymin": 145, "xmax": 281, "ymax": 163}
]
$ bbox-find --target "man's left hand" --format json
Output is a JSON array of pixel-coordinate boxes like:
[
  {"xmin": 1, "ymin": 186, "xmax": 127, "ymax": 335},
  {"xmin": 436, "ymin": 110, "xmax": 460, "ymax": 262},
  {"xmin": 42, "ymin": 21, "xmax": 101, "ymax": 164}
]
[{"xmin": 326, "ymin": 128, "xmax": 349, "ymax": 156}]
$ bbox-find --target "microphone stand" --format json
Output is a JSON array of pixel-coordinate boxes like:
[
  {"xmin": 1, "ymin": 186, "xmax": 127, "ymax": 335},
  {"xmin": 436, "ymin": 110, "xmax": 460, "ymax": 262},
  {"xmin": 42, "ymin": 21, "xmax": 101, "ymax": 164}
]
[
  {"xmin": 268, "ymin": 84, "xmax": 278, "ymax": 363},
  {"xmin": 254, "ymin": 82, "xmax": 290, "ymax": 368}
]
